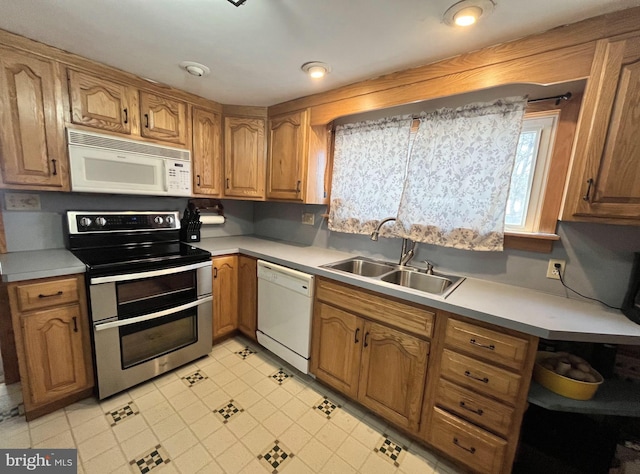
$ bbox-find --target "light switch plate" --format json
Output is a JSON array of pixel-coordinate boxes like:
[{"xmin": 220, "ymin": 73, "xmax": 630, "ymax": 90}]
[{"xmin": 4, "ymin": 192, "xmax": 41, "ymax": 211}]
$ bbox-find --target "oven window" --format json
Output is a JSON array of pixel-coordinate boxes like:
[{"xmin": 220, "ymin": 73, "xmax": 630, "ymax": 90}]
[
  {"xmin": 117, "ymin": 270, "xmax": 196, "ymax": 317},
  {"xmin": 120, "ymin": 309, "xmax": 197, "ymax": 368}
]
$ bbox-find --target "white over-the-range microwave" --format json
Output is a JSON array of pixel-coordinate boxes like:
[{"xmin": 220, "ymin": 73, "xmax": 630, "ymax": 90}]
[{"xmin": 67, "ymin": 129, "xmax": 192, "ymax": 197}]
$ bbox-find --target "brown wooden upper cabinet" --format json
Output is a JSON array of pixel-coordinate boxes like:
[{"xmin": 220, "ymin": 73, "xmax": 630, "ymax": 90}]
[
  {"xmin": 0, "ymin": 48, "xmax": 68, "ymax": 190},
  {"xmin": 139, "ymin": 91, "xmax": 187, "ymax": 145},
  {"xmin": 267, "ymin": 109, "xmax": 309, "ymax": 201},
  {"xmin": 192, "ymin": 107, "xmax": 222, "ymax": 196},
  {"xmin": 67, "ymin": 70, "xmax": 188, "ymax": 146},
  {"xmin": 562, "ymin": 34, "xmax": 640, "ymax": 224},
  {"xmin": 68, "ymin": 69, "xmax": 135, "ymax": 135},
  {"xmin": 224, "ymin": 116, "xmax": 266, "ymax": 199},
  {"xmin": 266, "ymin": 109, "xmax": 329, "ymax": 204}
]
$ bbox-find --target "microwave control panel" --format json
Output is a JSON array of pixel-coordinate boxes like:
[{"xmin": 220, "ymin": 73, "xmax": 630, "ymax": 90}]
[{"xmin": 166, "ymin": 159, "xmax": 191, "ymax": 196}]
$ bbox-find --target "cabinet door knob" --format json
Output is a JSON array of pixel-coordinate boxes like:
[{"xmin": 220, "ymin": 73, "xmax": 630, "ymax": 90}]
[
  {"xmin": 354, "ymin": 328, "xmax": 360, "ymax": 344},
  {"xmin": 296, "ymin": 180, "xmax": 301, "ymax": 193},
  {"xmin": 123, "ymin": 108, "xmax": 128, "ymax": 124},
  {"xmin": 583, "ymin": 178, "xmax": 594, "ymax": 201},
  {"xmin": 72, "ymin": 316, "xmax": 78, "ymax": 333},
  {"xmin": 197, "ymin": 175, "xmax": 201, "ymax": 186},
  {"xmin": 144, "ymin": 113, "xmax": 149, "ymax": 128},
  {"xmin": 226, "ymin": 178, "xmax": 230, "ymax": 189},
  {"xmin": 363, "ymin": 332, "xmax": 370, "ymax": 348},
  {"xmin": 214, "ymin": 267, "xmax": 218, "ymax": 278},
  {"xmin": 51, "ymin": 159, "xmax": 57, "ymax": 176}
]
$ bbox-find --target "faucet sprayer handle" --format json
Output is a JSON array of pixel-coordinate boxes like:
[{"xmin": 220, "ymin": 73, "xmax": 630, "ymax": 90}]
[{"xmin": 423, "ymin": 260, "xmax": 434, "ymax": 275}]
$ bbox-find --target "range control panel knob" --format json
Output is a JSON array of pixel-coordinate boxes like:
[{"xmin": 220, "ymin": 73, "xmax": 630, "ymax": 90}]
[
  {"xmin": 95, "ymin": 217, "xmax": 107, "ymax": 227},
  {"xmin": 165, "ymin": 215, "xmax": 174, "ymax": 225},
  {"xmin": 154, "ymin": 216, "xmax": 164, "ymax": 225},
  {"xmin": 79, "ymin": 217, "xmax": 92, "ymax": 227}
]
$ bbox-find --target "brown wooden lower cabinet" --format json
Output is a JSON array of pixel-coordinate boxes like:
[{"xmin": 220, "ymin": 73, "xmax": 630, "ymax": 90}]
[
  {"xmin": 311, "ymin": 278, "xmax": 432, "ymax": 432},
  {"xmin": 237, "ymin": 255, "xmax": 257, "ymax": 340},
  {"xmin": 212, "ymin": 254, "xmax": 238, "ymax": 340},
  {"xmin": 311, "ymin": 278, "xmax": 538, "ymax": 474},
  {"xmin": 2, "ymin": 274, "xmax": 94, "ymax": 420}
]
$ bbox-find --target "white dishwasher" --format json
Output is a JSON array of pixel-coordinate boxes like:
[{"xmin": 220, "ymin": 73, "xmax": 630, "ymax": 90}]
[{"xmin": 257, "ymin": 260, "xmax": 314, "ymax": 374}]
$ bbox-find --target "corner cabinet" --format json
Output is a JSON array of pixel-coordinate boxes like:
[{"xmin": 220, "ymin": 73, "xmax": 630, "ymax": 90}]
[
  {"xmin": 192, "ymin": 106, "xmax": 223, "ymax": 196},
  {"xmin": 266, "ymin": 109, "xmax": 330, "ymax": 204},
  {"xmin": 2, "ymin": 274, "xmax": 93, "ymax": 420},
  {"xmin": 562, "ymin": 34, "xmax": 640, "ymax": 224},
  {"xmin": 0, "ymin": 47, "xmax": 68, "ymax": 190},
  {"xmin": 212, "ymin": 255, "xmax": 238, "ymax": 340},
  {"xmin": 237, "ymin": 255, "xmax": 257, "ymax": 341},
  {"xmin": 224, "ymin": 116, "xmax": 266, "ymax": 199},
  {"xmin": 311, "ymin": 277, "xmax": 432, "ymax": 431}
]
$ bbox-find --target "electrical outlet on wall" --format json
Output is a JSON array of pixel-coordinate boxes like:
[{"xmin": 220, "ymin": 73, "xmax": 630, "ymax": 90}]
[
  {"xmin": 301, "ymin": 212, "xmax": 315, "ymax": 225},
  {"xmin": 546, "ymin": 259, "xmax": 566, "ymax": 280}
]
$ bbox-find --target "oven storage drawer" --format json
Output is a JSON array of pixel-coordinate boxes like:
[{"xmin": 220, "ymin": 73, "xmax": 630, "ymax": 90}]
[{"xmin": 427, "ymin": 407, "xmax": 507, "ymax": 474}]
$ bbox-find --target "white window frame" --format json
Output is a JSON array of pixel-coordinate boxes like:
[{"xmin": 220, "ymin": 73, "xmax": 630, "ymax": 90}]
[{"xmin": 505, "ymin": 111, "xmax": 559, "ymax": 233}]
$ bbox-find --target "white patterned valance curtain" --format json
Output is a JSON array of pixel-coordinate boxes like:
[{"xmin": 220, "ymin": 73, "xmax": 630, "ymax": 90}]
[
  {"xmin": 394, "ymin": 97, "xmax": 527, "ymax": 251},
  {"xmin": 328, "ymin": 116, "xmax": 413, "ymax": 236}
]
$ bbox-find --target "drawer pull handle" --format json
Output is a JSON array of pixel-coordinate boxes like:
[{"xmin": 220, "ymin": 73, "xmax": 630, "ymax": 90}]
[
  {"xmin": 464, "ymin": 370, "xmax": 489, "ymax": 384},
  {"xmin": 72, "ymin": 316, "xmax": 78, "ymax": 332},
  {"xmin": 38, "ymin": 291, "xmax": 63, "ymax": 299},
  {"xmin": 459, "ymin": 401, "xmax": 484, "ymax": 416},
  {"xmin": 453, "ymin": 437, "xmax": 476, "ymax": 454},
  {"xmin": 469, "ymin": 339, "xmax": 495, "ymax": 350},
  {"xmin": 354, "ymin": 328, "xmax": 360, "ymax": 344}
]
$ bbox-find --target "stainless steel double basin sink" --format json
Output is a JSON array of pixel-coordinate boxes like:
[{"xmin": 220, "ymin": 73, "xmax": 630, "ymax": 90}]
[{"xmin": 321, "ymin": 256, "xmax": 464, "ymax": 298}]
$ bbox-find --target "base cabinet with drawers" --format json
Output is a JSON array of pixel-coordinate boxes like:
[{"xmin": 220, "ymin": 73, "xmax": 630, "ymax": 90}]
[
  {"xmin": 421, "ymin": 312, "xmax": 538, "ymax": 474},
  {"xmin": 1, "ymin": 274, "xmax": 94, "ymax": 420},
  {"xmin": 311, "ymin": 277, "xmax": 433, "ymax": 431}
]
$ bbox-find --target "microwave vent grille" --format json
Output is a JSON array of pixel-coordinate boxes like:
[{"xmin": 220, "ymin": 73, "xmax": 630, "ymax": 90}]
[{"xmin": 67, "ymin": 129, "xmax": 190, "ymax": 161}]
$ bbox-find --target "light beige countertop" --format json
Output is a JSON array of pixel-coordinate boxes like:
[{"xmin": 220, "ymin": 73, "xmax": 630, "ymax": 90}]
[{"xmin": 2, "ymin": 235, "xmax": 640, "ymax": 344}]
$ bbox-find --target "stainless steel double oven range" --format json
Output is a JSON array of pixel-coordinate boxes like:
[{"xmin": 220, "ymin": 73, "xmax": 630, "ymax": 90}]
[{"xmin": 66, "ymin": 211, "xmax": 212, "ymax": 400}]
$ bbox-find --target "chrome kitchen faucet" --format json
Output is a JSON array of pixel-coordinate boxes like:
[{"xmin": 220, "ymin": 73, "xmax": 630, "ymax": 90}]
[{"xmin": 370, "ymin": 217, "xmax": 417, "ymax": 267}]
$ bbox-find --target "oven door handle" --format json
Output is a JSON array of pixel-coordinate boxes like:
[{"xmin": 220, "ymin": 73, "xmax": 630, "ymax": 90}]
[
  {"xmin": 90, "ymin": 261, "xmax": 212, "ymax": 285},
  {"xmin": 94, "ymin": 296, "xmax": 213, "ymax": 331}
]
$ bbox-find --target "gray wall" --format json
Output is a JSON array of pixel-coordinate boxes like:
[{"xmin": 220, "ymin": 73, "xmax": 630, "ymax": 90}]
[
  {"xmin": 253, "ymin": 201, "xmax": 640, "ymax": 306},
  {"xmin": 1, "ymin": 191, "xmax": 254, "ymax": 252}
]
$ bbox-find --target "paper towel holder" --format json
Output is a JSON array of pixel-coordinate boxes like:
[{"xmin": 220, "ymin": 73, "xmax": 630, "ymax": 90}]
[{"xmin": 188, "ymin": 198, "xmax": 224, "ymax": 217}]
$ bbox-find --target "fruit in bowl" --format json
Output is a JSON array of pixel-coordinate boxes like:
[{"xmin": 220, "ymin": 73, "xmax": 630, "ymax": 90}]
[{"xmin": 534, "ymin": 351, "xmax": 604, "ymax": 400}]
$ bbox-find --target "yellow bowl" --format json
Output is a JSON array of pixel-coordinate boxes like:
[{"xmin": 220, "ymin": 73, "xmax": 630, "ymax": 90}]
[{"xmin": 533, "ymin": 351, "xmax": 603, "ymax": 400}]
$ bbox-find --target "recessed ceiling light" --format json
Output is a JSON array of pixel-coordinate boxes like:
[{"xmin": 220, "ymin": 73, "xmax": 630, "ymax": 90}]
[
  {"xmin": 179, "ymin": 61, "xmax": 210, "ymax": 77},
  {"xmin": 301, "ymin": 62, "xmax": 331, "ymax": 79},
  {"xmin": 443, "ymin": 0, "xmax": 495, "ymax": 27}
]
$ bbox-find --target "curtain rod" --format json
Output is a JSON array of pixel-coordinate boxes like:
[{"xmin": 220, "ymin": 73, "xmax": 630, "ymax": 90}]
[{"xmin": 527, "ymin": 91, "xmax": 572, "ymax": 105}]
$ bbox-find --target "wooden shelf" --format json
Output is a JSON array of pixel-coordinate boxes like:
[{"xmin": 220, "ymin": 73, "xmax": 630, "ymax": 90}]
[{"xmin": 528, "ymin": 379, "xmax": 640, "ymax": 417}]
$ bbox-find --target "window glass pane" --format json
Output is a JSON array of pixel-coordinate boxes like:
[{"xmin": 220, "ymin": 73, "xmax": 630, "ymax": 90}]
[{"xmin": 505, "ymin": 130, "xmax": 540, "ymax": 228}]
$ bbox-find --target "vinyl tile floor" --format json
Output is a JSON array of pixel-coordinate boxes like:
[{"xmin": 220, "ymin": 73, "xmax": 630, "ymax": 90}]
[{"xmin": 0, "ymin": 336, "xmax": 464, "ymax": 473}]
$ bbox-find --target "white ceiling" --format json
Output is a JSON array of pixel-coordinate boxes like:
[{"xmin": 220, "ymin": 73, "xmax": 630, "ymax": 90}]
[{"xmin": 1, "ymin": 0, "xmax": 639, "ymax": 107}]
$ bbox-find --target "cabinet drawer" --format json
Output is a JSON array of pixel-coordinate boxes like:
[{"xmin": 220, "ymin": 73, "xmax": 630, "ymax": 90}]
[
  {"xmin": 316, "ymin": 278, "xmax": 434, "ymax": 338},
  {"xmin": 446, "ymin": 318, "xmax": 529, "ymax": 370},
  {"xmin": 435, "ymin": 378, "xmax": 514, "ymax": 437},
  {"xmin": 440, "ymin": 349, "xmax": 522, "ymax": 404},
  {"xmin": 14, "ymin": 278, "xmax": 80, "ymax": 312},
  {"xmin": 429, "ymin": 407, "xmax": 507, "ymax": 474}
]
